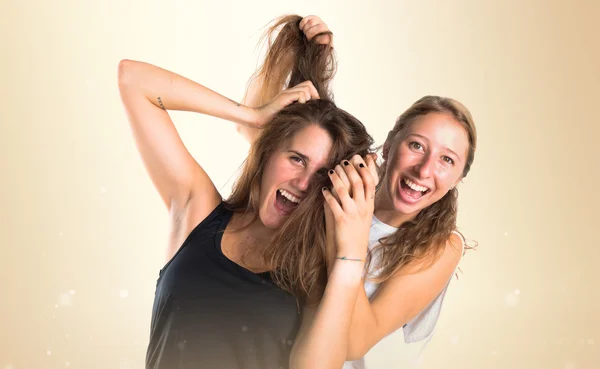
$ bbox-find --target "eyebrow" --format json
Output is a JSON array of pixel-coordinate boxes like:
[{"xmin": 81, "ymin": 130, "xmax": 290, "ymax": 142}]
[
  {"xmin": 407, "ymin": 134, "xmax": 463, "ymax": 161},
  {"xmin": 288, "ymin": 150, "xmax": 309, "ymax": 161}
]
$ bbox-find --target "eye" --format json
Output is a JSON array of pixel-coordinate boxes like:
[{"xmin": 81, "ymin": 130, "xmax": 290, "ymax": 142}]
[
  {"xmin": 408, "ymin": 141, "xmax": 423, "ymax": 151},
  {"xmin": 316, "ymin": 168, "xmax": 328, "ymax": 176},
  {"xmin": 291, "ymin": 156, "xmax": 305, "ymax": 165},
  {"xmin": 442, "ymin": 156, "xmax": 455, "ymax": 165}
]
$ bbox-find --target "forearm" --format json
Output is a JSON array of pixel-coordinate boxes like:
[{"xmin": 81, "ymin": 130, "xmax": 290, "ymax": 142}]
[
  {"xmin": 324, "ymin": 257, "xmax": 378, "ymax": 361},
  {"xmin": 291, "ymin": 260, "xmax": 364, "ymax": 369},
  {"xmin": 346, "ymin": 285, "xmax": 379, "ymax": 360},
  {"xmin": 118, "ymin": 59, "xmax": 257, "ymax": 126},
  {"xmin": 235, "ymin": 69, "xmax": 265, "ymax": 143}
]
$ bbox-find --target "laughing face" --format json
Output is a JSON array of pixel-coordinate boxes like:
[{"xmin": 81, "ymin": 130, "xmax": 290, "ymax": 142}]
[
  {"xmin": 378, "ymin": 112, "xmax": 470, "ymax": 225},
  {"xmin": 257, "ymin": 124, "xmax": 333, "ymax": 229}
]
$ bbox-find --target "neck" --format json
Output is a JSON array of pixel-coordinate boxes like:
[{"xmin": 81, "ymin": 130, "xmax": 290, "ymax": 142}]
[
  {"xmin": 229, "ymin": 212, "xmax": 275, "ymax": 250},
  {"xmin": 373, "ymin": 190, "xmax": 419, "ymax": 228},
  {"xmin": 224, "ymin": 212, "xmax": 276, "ymax": 273}
]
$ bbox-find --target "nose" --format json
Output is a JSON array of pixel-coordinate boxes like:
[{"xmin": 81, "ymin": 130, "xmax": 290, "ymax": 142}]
[
  {"xmin": 290, "ymin": 170, "xmax": 312, "ymax": 192},
  {"xmin": 414, "ymin": 153, "xmax": 435, "ymax": 179}
]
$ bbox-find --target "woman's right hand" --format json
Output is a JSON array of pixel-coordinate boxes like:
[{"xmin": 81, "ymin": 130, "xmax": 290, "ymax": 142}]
[{"xmin": 251, "ymin": 81, "xmax": 320, "ymax": 128}]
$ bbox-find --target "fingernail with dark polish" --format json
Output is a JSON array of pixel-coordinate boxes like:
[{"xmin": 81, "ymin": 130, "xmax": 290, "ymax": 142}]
[
  {"xmin": 329, "ymin": 169, "xmax": 334, "ymax": 174},
  {"xmin": 359, "ymin": 163, "xmax": 365, "ymax": 168},
  {"xmin": 343, "ymin": 161, "xmax": 350, "ymax": 166},
  {"xmin": 322, "ymin": 187, "xmax": 327, "ymax": 191}
]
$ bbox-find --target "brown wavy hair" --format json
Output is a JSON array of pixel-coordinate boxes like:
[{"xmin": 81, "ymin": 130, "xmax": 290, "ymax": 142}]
[
  {"xmin": 244, "ymin": 14, "xmax": 335, "ymax": 106},
  {"xmin": 226, "ymin": 15, "xmax": 373, "ymax": 303},
  {"xmin": 367, "ymin": 96, "xmax": 478, "ymax": 283}
]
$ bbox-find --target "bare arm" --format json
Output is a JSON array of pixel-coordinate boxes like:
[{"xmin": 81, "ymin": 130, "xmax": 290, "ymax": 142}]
[
  {"xmin": 118, "ymin": 59, "xmax": 259, "ymax": 217},
  {"xmin": 118, "ymin": 60, "xmax": 318, "ymax": 261},
  {"xmin": 290, "ymin": 156, "xmax": 374, "ymax": 369},
  {"xmin": 344, "ymin": 234, "xmax": 463, "ymax": 359},
  {"xmin": 327, "ymin": 156, "xmax": 462, "ymax": 359},
  {"xmin": 291, "ymin": 261, "xmax": 364, "ymax": 369},
  {"xmin": 291, "ymin": 155, "xmax": 463, "ymax": 367},
  {"xmin": 236, "ymin": 75, "xmax": 263, "ymax": 143}
]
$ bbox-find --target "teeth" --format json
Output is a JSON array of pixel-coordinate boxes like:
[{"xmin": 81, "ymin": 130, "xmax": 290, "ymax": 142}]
[
  {"xmin": 403, "ymin": 178, "xmax": 428, "ymax": 193},
  {"xmin": 279, "ymin": 189, "xmax": 300, "ymax": 203}
]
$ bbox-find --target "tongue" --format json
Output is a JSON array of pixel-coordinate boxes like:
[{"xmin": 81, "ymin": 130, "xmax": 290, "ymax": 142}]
[
  {"xmin": 276, "ymin": 191, "xmax": 298, "ymax": 212},
  {"xmin": 401, "ymin": 181, "xmax": 425, "ymax": 199}
]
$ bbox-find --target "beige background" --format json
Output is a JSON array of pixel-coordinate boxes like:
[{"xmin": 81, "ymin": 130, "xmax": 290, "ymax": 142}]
[{"xmin": 1, "ymin": 0, "xmax": 599, "ymax": 368}]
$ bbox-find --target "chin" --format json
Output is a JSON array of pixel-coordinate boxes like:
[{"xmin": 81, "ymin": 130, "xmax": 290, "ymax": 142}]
[
  {"xmin": 391, "ymin": 190, "xmax": 430, "ymax": 215},
  {"xmin": 393, "ymin": 201, "xmax": 419, "ymax": 216},
  {"xmin": 259, "ymin": 211, "xmax": 286, "ymax": 230}
]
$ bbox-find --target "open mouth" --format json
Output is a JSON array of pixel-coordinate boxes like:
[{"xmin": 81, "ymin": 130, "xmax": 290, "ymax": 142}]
[
  {"xmin": 399, "ymin": 177, "xmax": 431, "ymax": 201},
  {"xmin": 274, "ymin": 189, "xmax": 301, "ymax": 215}
]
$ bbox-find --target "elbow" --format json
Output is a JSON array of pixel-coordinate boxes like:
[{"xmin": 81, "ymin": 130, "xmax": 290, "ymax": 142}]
[
  {"xmin": 345, "ymin": 340, "xmax": 370, "ymax": 362},
  {"xmin": 117, "ymin": 59, "xmax": 137, "ymax": 88},
  {"xmin": 235, "ymin": 123, "xmax": 244, "ymax": 135}
]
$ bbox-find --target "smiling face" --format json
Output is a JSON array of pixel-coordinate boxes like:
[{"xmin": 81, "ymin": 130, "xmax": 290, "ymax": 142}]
[
  {"xmin": 378, "ymin": 112, "xmax": 470, "ymax": 225},
  {"xmin": 257, "ymin": 124, "xmax": 333, "ymax": 229}
]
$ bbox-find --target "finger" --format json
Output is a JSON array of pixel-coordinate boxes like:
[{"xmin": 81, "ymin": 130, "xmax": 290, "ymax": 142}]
[
  {"xmin": 279, "ymin": 90, "xmax": 303, "ymax": 107},
  {"xmin": 334, "ymin": 161, "xmax": 352, "ymax": 197},
  {"xmin": 365, "ymin": 154, "xmax": 379, "ymax": 188},
  {"xmin": 323, "ymin": 200, "xmax": 337, "ymax": 269},
  {"xmin": 297, "ymin": 80, "xmax": 320, "ymax": 100},
  {"xmin": 314, "ymin": 32, "xmax": 333, "ymax": 47},
  {"xmin": 322, "ymin": 186, "xmax": 344, "ymax": 220},
  {"xmin": 297, "ymin": 91, "xmax": 307, "ymax": 104},
  {"xmin": 305, "ymin": 23, "xmax": 328, "ymax": 39},
  {"xmin": 299, "ymin": 15, "xmax": 320, "ymax": 31},
  {"xmin": 323, "ymin": 198, "xmax": 335, "ymax": 237},
  {"xmin": 350, "ymin": 155, "xmax": 375, "ymax": 203},
  {"xmin": 330, "ymin": 185, "xmax": 341, "ymax": 205},
  {"xmin": 301, "ymin": 17, "xmax": 320, "ymax": 36},
  {"xmin": 287, "ymin": 82, "xmax": 315, "ymax": 103},
  {"xmin": 328, "ymin": 168, "xmax": 354, "ymax": 211},
  {"xmin": 340, "ymin": 159, "xmax": 365, "ymax": 205},
  {"xmin": 303, "ymin": 88, "xmax": 311, "ymax": 102},
  {"xmin": 327, "ymin": 171, "xmax": 342, "ymax": 204}
]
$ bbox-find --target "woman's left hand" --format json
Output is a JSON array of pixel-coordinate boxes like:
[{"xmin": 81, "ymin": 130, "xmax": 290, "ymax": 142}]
[
  {"xmin": 322, "ymin": 155, "xmax": 376, "ymax": 261},
  {"xmin": 299, "ymin": 15, "xmax": 334, "ymax": 47}
]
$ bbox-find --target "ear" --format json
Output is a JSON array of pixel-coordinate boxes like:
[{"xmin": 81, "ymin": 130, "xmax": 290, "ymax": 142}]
[{"xmin": 451, "ymin": 177, "xmax": 464, "ymax": 189}]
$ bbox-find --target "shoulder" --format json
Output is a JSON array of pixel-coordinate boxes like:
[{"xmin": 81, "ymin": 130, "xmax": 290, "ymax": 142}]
[
  {"xmin": 388, "ymin": 232, "xmax": 462, "ymax": 279},
  {"xmin": 448, "ymin": 231, "xmax": 465, "ymax": 258},
  {"xmin": 434, "ymin": 232, "xmax": 463, "ymax": 272}
]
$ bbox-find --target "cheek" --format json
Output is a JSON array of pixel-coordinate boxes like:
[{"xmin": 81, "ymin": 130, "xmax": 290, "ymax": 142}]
[
  {"xmin": 262, "ymin": 158, "xmax": 292, "ymax": 188},
  {"xmin": 259, "ymin": 159, "xmax": 278, "ymax": 197},
  {"xmin": 435, "ymin": 170, "xmax": 460, "ymax": 190},
  {"xmin": 390, "ymin": 147, "xmax": 416, "ymax": 171}
]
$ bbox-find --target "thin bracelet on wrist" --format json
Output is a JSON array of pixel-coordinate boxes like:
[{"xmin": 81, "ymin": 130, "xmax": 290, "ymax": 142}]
[{"xmin": 335, "ymin": 256, "xmax": 365, "ymax": 262}]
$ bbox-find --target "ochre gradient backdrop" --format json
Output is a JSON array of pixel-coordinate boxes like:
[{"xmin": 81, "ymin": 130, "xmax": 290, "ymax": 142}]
[{"xmin": 1, "ymin": 0, "xmax": 598, "ymax": 368}]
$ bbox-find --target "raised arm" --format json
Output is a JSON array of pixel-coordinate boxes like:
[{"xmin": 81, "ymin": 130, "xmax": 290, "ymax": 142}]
[
  {"xmin": 118, "ymin": 59, "xmax": 260, "ymax": 217},
  {"xmin": 118, "ymin": 60, "xmax": 318, "ymax": 260}
]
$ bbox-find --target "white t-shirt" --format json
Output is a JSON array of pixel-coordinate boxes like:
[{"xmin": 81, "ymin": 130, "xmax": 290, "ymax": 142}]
[{"xmin": 342, "ymin": 215, "xmax": 464, "ymax": 369}]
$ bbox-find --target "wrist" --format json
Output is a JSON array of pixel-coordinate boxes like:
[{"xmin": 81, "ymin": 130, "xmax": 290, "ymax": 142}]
[
  {"xmin": 335, "ymin": 255, "xmax": 365, "ymax": 262},
  {"xmin": 330, "ymin": 259, "xmax": 364, "ymax": 285},
  {"xmin": 241, "ymin": 106, "xmax": 260, "ymax": 128}
]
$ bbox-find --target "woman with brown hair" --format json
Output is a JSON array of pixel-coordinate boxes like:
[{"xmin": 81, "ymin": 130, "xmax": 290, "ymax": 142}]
[
  {"xmin": 241, "ymin": 15, "xmax": 478, "ymax": 369},
  {"xmin": 117, "ymin": 15, "xmax": 374, "ymax": 369}
]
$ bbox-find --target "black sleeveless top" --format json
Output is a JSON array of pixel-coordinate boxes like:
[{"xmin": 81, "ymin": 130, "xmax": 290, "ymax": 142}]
[{"xmin": 146, "ymin": 202, "xmax": 301, "ymax": 369}]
